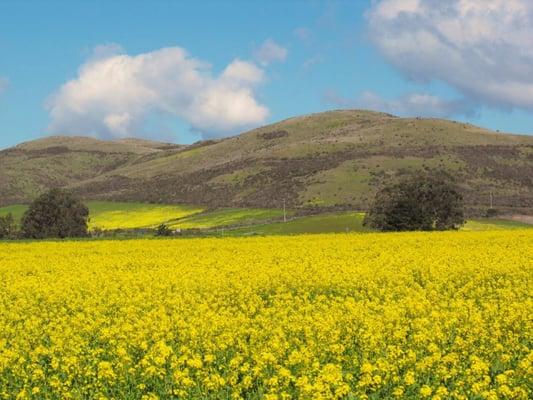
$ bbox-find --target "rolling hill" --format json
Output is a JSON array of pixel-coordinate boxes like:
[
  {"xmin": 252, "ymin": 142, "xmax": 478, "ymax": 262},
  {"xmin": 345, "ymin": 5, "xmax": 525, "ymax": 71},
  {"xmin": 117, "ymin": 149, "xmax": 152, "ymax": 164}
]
[{"xmin": 1, "ymin": 110, "xmax": 532, "ymax": 214}]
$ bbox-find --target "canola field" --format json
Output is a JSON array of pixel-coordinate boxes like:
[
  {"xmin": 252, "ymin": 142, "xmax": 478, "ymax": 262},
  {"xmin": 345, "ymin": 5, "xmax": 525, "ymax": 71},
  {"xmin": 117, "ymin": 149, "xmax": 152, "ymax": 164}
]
[
  {"xmin": 86, "ymin": 201, "xmax": 203, "ymax": 230},
  {"xmin": 0, "ymin": 231, "xmax": 531, "ymax": 399}
]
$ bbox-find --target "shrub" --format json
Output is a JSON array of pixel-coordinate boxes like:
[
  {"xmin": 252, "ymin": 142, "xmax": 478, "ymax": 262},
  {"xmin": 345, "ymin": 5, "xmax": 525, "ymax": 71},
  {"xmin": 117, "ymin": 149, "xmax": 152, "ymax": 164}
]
[
  {"xmin": 364, "ymin": 172, "xmax": 465, "ymax": 231},
  {"xmin": 20, "ymin": 189, "xmax": 89, "ymax": 239},
  {"xmin": 156, "ymin": 224, "xmax": 172, "ymax": 236}
]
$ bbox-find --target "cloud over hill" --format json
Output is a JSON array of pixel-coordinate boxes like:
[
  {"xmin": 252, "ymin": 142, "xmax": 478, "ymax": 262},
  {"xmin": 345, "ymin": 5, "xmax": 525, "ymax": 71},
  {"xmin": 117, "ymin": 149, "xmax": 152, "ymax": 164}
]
[
  {"xmin": 368, "ymin": 0, "xmax": 533, "ymax": 112},
  {"xmin": 46, "ymin": 46, "xmax": 269, "ymax": 139}
]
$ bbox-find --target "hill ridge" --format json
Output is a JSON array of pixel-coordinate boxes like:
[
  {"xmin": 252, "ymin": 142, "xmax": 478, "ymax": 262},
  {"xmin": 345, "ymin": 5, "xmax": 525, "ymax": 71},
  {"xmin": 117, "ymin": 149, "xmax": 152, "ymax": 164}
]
[{"xmin": 1, "ymin": 110, "xmax": 532, "ymax": 214}]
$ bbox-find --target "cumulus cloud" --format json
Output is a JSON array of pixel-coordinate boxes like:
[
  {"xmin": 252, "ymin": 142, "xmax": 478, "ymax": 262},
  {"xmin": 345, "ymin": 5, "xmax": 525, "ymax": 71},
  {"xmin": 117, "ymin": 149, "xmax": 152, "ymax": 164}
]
[
  {"xmin": 367, "ymin": 0, "xmax": 533, "ymax": 111},
  {"xmin": 323, "ymin": 89, "xmax": 476, "ymax": 118},
  {"xmin": 253, "ymin": 39, "xmax": 288, "ymax": 66},
  {"xmin": 46, "ymin": 47, "xmax": 269, "ymax": 139}
]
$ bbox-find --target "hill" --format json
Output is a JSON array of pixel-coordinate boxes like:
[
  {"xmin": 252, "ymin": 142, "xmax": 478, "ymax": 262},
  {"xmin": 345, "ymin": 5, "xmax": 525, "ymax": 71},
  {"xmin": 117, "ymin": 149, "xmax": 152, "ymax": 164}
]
[
  {"xmin": 1, "ymin": 110, "xmax": 532, "ymax": 214},
  {"xmin": 0, "ymin": 136, "xmax": 182, "ymax": 206}
]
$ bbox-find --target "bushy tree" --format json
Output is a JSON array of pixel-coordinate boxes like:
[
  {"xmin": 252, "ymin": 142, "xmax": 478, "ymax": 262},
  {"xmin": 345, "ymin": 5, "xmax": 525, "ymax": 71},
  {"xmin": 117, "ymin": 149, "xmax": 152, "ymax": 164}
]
[
  {"xmin": 21, "ymin": 189, "xmax": 89, "ymax": 239},
  {"xmin": 364, "ymin": 172, "xmax": 465, "ymax": 231},
  {"xmin": 0, "ymin": 213, "xmax": 15, "ymax": 239}
]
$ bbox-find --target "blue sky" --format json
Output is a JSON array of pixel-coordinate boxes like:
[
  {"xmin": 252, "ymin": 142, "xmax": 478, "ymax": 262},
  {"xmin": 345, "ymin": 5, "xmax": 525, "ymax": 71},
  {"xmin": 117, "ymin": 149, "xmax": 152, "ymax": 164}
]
[{"xmin": 1, "ymin": 0, "xmax": 532, "ymax": 148}]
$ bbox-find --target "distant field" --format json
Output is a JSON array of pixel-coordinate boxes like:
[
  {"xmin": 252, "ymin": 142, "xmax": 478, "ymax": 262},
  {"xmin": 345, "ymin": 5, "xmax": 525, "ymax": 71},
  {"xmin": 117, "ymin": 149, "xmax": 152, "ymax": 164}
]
[
  {"xmin": 86, "ymin": 201, "xmax": 204, "ymax": 229},
  {"xmin": 227, "ymin": 212, "xmax": 370, "ymax": 236},
  {"xmin": 168, "ymin": 208, "xmax": 286, "ymax": 230},
  {"xmin": 225, "ymin": 212, "xmax": 532, "ymax": 236},
  {"xmin": 1, "ymin": 202, "xmax": 531, "ymax": 234},
  {"xmin": 0, "ymin": 201, "xmax": 204, "ymax": 230}
]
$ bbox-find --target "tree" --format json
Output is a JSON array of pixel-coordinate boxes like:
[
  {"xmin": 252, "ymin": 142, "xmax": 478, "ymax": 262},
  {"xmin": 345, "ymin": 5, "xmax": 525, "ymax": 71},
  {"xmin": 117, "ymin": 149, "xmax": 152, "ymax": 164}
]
[
  {"xmin": 20, "ymin": 189, "xmax": 89, "ymax": 239},
  {"xmin": 364, "ymin": 172, "xmax": 465, "ymax": 231},
  {"xmin": 0, "ymin": 213, "xmax": 15, "ymax": 239}
]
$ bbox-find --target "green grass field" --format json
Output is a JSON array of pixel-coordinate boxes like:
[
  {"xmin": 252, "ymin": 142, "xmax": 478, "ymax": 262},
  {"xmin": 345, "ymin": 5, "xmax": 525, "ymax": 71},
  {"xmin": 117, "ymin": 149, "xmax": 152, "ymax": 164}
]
[
  {"xmin": 226, "ymin": 212, "xmax": 370, "ymax": 236},
  {"xmin": 225, "ymin": 212, "xmax": 533, "ymax": 236},
  {"xmin": 168, "ymin": 208, "xmax": 287, "ymax": 230},
  {"xmin": 0, "ymin": 204, "xmax": 27, "ymax": 223},
  {"xmin": 224, "ymin": 212, "xmax": 532, "ymax": 236}
]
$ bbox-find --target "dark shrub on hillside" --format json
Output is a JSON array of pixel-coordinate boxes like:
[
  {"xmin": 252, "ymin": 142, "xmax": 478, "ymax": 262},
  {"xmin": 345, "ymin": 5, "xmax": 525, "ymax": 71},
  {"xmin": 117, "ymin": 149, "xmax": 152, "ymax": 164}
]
[
  {"xmin": 364, "ymin": 172, "xmax": 465, "ymax": 231},
  {"xmin": 21, "ymin": 189, "xmax": 89, "ymax": 239},
  {"xmin": 0, "ymin": 213, "xmax": 16, "ymax": 239}
]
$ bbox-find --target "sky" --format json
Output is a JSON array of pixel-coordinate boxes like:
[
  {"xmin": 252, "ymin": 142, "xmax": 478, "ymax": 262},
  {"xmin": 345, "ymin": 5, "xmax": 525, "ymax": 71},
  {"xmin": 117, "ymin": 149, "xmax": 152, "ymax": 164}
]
[{"xmin": 1, "ymin": 0, "xmax": 533, "ymax": 149}]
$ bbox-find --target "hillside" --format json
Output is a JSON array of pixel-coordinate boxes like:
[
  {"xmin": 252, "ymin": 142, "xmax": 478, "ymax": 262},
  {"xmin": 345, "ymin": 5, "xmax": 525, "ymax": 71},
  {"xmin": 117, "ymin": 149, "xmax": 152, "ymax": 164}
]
[
  {"xmin": 0, "ymin": 136, "xmax": 181, "ymax": 205},
  {"xmin": 1, "ymin": 110, "xmax": 532, "ymax": 213}
]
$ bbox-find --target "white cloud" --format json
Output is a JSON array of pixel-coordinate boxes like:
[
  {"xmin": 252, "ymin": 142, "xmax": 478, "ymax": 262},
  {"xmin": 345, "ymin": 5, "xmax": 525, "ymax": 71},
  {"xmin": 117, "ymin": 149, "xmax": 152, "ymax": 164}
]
[
  {"xmin": 367, "ymin": 0, "xmax": 533, "ymax": 111},
  {"xmin": 0, "ymin": 77, "xmax": 9, "ymax": 95},
  {"xmin": 253, "ymin": 39, "xmax": 288, "ymax": 66},
  {"xmin": 324, "ymin": 89, "xmax": 476, "ymax": 118},
  {"xmin": 221, "ymin": 59, "xmax": 264, "ymax": 84},
  {"xmin": 46, "ymin": 47, "xmax": 269, "ymax": 139}
]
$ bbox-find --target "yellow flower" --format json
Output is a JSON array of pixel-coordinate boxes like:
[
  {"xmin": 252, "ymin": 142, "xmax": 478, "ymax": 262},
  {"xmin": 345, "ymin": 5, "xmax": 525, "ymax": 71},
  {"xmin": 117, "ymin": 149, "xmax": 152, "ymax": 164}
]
[
  {"xmin": 97, "ymin": 361, "xmax": 115, "ymax": 380},
  {"xmin": 496, "ymin": 373, "xmax": 507, "ymax": 385},
  {"xmin": 404, "ymin": 370, "xmax": 416, "ymax": 386},
  {"xmin": 392, "ymin": 386, "xmax": 404, "ymax": 397},
  {"xmin": 420, "ymin": 385, "xmax": 433, "ymax": 397}
]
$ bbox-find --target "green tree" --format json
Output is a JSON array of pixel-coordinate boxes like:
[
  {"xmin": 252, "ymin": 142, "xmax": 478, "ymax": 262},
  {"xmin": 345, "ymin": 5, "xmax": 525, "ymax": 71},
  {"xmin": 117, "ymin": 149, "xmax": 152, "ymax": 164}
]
[
  {"xmin": 364, "ymin": 172, "xmax": 465, "ymax": 231},
  {"xmin": 0, "ymin": 213, "xmax": 15, "ymax": 239},
  {"xmin": 21, "ymin": 189, "xmax": 89, "ymax": 239}
]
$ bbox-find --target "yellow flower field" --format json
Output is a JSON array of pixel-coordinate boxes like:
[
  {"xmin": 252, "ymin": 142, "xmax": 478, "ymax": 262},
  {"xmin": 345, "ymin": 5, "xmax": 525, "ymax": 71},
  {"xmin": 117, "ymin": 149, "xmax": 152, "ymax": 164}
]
[
  {"xmin": 0, "ymin": 231, "xmax": 531, "ymax": 399},
  {"xmin": 87, "ymin": 202, "xmax": 203, "ymax": 230}
]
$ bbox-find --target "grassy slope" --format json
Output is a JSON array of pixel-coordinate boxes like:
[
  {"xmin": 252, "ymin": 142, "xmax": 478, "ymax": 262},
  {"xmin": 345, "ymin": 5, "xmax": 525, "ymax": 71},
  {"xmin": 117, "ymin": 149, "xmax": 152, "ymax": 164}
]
[
  {"xmin": 0, "ymin": 136, "xmax": 167, "ymax": 206},
  {"xmin": 100, "ymin": 111, "xmax": 533, "ymax": 210}
]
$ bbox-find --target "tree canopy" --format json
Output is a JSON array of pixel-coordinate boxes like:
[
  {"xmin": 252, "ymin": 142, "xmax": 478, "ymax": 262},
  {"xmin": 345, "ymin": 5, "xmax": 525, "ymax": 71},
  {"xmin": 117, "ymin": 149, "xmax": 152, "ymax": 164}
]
[
  {"xmin": 21, "ymin": 189, "xmax": 89, "ymax": 239},
  {"xmin": 364, "ymin": 172, "xmax": 465, "ymax": 232}
]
